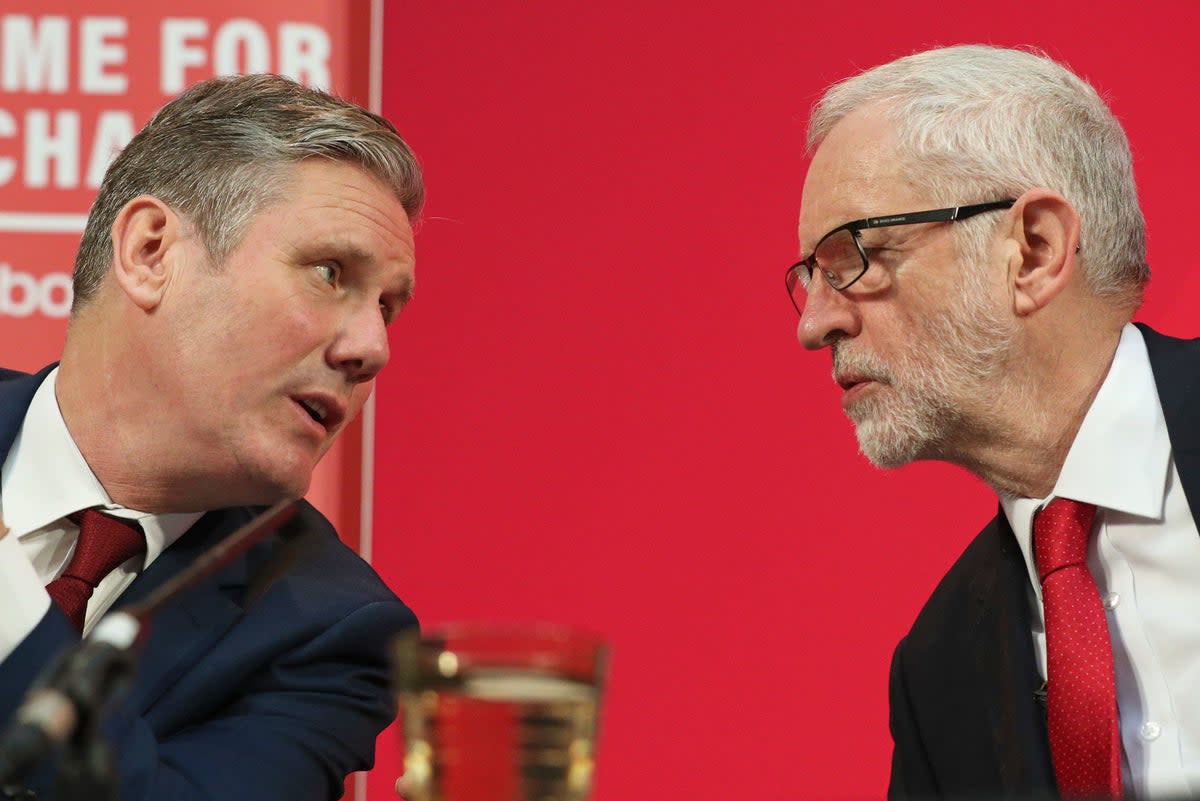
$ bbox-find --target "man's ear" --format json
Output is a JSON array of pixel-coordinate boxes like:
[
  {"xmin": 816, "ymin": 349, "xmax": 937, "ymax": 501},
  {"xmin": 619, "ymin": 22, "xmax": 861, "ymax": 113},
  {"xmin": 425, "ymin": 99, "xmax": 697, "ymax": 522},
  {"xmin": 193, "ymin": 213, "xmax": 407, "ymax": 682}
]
[
  {"xmin": 109, "ymin": 195, "xmax": 183, "ymax": 311},
  {"xmin": 1005, "ymin": 189, "xmax": 1082, "ymax": 316}
]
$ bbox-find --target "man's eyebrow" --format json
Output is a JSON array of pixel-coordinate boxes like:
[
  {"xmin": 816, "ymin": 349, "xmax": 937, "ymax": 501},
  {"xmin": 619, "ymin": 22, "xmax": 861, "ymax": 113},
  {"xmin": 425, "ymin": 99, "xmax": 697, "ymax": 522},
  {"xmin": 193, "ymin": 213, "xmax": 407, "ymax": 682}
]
[
  {"xmin": 394, "ymin": 273, "xmax": 415, "ymax": 303},
  {"xmin": 293, "ymin": 240, "xmax": 370, "ymax": 262},
  {"xmin": 335, "ymin": 243, "xmax": 376, "ymax": 264}
]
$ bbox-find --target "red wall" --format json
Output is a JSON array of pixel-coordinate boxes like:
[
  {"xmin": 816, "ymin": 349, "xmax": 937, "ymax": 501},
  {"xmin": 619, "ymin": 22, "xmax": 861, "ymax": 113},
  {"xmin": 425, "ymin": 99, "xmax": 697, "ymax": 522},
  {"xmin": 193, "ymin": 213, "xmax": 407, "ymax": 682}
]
[{"xmin": 371, "ymin": 3, "xmax": 1200, "ymax": 799}]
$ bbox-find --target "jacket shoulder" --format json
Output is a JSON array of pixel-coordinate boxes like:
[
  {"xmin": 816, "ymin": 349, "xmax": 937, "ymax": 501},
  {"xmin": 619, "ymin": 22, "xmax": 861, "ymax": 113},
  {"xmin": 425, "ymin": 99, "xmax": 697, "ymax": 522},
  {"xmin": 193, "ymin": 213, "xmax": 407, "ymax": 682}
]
[
  {"xmin": 208, "ymin": 500, "xmax": 411, "ymax": 621},
  {"xmin": 0, "ymin": 367, "xmax": 30, "ymax": 382}
]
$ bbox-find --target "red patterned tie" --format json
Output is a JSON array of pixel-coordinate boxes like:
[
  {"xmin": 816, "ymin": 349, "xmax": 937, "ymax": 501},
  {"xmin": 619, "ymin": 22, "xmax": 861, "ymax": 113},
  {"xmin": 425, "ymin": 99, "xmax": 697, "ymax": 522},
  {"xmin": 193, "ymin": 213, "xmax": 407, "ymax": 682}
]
[
  {"xmin": 45, "ymin": 509, "xmax": 146, "ymax": 633},
  {"xmin": 1034, "ymin": 498, "xmax": 1121, "ymax": 800}
]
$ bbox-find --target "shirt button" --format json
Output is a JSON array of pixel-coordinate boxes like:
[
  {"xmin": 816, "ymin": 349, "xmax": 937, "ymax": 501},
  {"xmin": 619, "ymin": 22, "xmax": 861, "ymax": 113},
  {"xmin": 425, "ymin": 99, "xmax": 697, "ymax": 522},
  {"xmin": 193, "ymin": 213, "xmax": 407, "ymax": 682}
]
[
  {"xmin": 1140, "ymin": 722, "xmax": 1161, "ymax": 741},
  {"xmin": 1104, "ymin": 593, "xmax": 1120, "ymax": 610}
]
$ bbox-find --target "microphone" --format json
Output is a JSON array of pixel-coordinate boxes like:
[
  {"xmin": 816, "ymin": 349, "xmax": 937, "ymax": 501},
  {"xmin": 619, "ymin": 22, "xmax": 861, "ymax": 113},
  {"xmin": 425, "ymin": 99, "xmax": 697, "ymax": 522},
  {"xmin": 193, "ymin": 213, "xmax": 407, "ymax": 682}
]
[
  {"xmin": 0, "ymin": 613, "xmax": 136, "ymax": 787},
  {"xmin": 0, "ymin": 689, "xmax": 75, "ymax": 789}
]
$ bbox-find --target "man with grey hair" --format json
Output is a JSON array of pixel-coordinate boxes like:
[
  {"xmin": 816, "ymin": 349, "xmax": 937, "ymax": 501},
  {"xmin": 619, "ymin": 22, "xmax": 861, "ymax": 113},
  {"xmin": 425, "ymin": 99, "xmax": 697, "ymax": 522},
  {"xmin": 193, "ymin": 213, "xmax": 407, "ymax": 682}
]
[
  {"xmin": 0, "ymin": 74, "xmax": 421, "ymax": 800},
  {"xmin": 789, "ymin": 46, "xmax": 1197, "ymax": 799}
]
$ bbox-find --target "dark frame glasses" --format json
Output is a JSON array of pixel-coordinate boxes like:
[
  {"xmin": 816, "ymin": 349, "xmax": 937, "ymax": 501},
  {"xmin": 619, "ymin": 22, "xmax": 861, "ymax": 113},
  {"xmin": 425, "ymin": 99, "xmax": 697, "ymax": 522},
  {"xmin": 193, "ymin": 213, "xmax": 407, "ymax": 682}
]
[{"xmin": 785, "ymin": 199, "xmax": 1016, "ymax": 315}]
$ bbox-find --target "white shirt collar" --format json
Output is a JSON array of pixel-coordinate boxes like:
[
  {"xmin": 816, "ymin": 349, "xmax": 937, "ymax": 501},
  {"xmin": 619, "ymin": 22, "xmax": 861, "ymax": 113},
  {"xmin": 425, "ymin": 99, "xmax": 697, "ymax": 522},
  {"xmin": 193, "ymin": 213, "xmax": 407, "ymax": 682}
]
[
  {"xmin": 1002, "ymin": 323, "xmax": 1170, "ymax": 591},
  {"xmin": 0, "ymin": 367, "xmax": 200, "ymax": 562}
]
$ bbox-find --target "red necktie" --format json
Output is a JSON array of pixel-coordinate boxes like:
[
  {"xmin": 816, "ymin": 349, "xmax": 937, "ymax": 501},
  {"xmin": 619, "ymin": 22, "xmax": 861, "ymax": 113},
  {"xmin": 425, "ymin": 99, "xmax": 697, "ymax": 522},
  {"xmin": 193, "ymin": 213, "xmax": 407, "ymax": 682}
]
[
  {"xmin": 45, "ymin": 509, "xmax": 146, "ymax": 633},
  {"xmin": 1034, "ymin": 498, "xmax": 1121, "ymax": 800}
]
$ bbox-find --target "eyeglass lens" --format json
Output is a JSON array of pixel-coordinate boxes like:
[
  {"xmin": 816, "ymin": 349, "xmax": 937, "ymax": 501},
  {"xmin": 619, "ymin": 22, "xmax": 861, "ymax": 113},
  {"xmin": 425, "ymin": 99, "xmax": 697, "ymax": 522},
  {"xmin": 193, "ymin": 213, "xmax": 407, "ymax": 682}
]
[{"xmin": 789, "ymin": 227, "xmax": 865, "ymax": 309}]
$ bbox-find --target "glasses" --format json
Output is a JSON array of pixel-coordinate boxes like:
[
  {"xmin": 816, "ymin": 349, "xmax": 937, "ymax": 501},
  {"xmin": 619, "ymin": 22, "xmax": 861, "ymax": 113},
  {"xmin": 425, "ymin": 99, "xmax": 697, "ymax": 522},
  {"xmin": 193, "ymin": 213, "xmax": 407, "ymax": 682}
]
[{"xmin": 784, "ymin": 199, "xmax": 1015, "ymax": 316}]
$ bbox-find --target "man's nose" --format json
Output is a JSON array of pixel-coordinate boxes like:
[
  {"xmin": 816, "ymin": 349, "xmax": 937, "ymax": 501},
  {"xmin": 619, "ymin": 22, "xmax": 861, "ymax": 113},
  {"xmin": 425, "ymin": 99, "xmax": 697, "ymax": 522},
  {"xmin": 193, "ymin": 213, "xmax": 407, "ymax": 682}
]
[
  {"xmin": 796, "ymin": 272, "xmax": 861, "ymax": 349},
  {"xmin": 329, "ymin": 303, "xmax": 390, "ymax": 384}
]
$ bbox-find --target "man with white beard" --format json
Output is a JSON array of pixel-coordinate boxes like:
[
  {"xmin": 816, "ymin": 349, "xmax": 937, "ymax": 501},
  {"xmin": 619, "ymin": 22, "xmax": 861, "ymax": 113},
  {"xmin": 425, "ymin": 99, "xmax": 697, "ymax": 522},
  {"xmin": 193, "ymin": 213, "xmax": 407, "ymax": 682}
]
[{"xmin": 788, "ymin": 45, "xmax": 1200, "ymax": 801}]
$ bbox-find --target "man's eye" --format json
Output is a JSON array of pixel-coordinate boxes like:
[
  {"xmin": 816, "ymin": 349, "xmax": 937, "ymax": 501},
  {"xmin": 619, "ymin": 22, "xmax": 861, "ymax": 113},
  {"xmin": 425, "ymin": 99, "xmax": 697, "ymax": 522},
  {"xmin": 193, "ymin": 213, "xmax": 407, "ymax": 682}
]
[
  {"xmin": 796, "ymin": 266, "xmax": 812, "ymax": 290},
  {"xmin": 314, "ymin": 262, "xmax": 341, "ymax": 285}
]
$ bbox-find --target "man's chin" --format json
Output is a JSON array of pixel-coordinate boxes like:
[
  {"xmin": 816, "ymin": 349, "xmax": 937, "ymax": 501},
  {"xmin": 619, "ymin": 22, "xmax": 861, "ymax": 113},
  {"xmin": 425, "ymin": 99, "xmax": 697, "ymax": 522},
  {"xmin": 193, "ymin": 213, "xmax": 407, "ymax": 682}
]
[
  {"xmin": 235, "ymin": 459, "xmax": 315, "ymax": 508},
  {"xmin": 851, "ymin": 414, "xmax": 925, "ymax": 469},
  {"xmin": 856, "ymin": 441, "xmax": 912, "ymax": 469}
]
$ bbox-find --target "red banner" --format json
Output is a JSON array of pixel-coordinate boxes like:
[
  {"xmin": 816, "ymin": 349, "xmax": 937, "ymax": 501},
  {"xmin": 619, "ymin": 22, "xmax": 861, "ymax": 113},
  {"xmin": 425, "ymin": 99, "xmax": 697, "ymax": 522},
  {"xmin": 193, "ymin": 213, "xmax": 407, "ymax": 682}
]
[{"xmin": 0, "ymin": 2, "xmax": 375, "ymax": 553}]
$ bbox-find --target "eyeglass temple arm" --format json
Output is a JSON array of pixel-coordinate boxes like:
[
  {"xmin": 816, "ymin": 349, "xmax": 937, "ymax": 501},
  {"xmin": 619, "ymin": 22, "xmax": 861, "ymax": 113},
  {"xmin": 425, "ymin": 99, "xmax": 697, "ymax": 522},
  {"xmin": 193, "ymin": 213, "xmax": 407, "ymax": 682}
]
[{"xmin": 862, "ymin": 200, "xmax": 1015, "ymax": 229}]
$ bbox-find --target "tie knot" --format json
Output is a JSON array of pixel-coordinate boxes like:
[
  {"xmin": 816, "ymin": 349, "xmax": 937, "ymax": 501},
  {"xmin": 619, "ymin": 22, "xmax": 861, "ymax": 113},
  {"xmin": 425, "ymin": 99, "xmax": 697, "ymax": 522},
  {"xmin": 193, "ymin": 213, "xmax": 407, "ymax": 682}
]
[
  {"xmin": 62, "ymin": 508, "xmax": 146, "ymax": 587},
  {"xmin": 1034, "ymin": 497, "xmax": 1098, "ymax": 582}
]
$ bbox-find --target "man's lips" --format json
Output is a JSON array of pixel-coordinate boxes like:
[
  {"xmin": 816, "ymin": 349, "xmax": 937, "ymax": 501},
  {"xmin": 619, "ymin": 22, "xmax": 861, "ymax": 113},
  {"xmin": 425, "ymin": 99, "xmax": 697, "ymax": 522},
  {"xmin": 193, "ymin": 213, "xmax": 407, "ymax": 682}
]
[
  {"xmin": 836, "ymin": 375, "xmax": 880, "ymax": 403},
  {"xmin": 291, "ymin": 392, "xmax": 348, "ymax": 434},
  {"xmin": 831, "ymin": 346, "xmax": 891, "ymax": 405}
]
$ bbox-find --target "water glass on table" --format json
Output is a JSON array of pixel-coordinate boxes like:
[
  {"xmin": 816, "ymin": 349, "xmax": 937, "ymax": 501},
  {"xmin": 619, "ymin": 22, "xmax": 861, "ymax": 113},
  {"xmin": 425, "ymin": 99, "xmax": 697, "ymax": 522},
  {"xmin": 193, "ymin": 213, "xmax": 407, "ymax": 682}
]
[{"xmin": 392, "ymin": 622, "xmax": 609, "ymax": 801}]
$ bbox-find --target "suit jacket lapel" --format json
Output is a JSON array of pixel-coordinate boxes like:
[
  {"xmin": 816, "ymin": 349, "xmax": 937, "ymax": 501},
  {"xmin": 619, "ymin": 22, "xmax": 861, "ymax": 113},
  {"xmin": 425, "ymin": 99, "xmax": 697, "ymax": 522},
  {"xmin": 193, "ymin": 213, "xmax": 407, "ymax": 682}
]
[
  {"xmin": 968, "ymin": 514, "xmax": 1056, "ymax": 793},
  {"xmin": 114, "ymin": 509, "xmax": 250, "ymax": 713},
  {"xmin": 0, "ymin": 365, "xmax": 56, "ymax": 458},
  {"xmin": 1140, "ymin": 324, "xmax": 1200, "ymax": 531}
]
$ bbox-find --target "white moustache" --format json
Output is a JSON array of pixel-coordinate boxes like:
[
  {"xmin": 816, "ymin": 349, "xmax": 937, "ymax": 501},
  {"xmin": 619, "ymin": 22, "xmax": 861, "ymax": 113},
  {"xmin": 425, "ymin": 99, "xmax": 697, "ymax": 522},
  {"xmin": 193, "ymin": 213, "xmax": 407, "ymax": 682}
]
[{"xmin": 831, "ymin": 343, "xmax": 894, "ymax": 385}]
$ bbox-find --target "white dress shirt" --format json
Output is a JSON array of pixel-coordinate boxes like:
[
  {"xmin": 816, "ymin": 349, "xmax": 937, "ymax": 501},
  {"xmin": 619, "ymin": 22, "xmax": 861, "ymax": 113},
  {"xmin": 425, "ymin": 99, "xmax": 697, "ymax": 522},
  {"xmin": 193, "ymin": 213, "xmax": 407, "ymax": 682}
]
[
  {"xmin": 0, "ymin": 368, "xmax": 200, "ymax": 659},
  {"xmin": 1002, "ymin": 324, "xmax": 1200, "ymax": 799}
]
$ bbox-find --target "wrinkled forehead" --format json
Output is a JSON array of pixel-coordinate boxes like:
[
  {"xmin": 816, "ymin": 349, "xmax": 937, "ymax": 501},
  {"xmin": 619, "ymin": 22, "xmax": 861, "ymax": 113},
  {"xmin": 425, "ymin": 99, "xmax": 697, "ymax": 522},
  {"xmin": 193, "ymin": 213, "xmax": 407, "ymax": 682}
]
[{"xmin": 797, "ymin": 106, "xmax": 922, "ymax": 252}]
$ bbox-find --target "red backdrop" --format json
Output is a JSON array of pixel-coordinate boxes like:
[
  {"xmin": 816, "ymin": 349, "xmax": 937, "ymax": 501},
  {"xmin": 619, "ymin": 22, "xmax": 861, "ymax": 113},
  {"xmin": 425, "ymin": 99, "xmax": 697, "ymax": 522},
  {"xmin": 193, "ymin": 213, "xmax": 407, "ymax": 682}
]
[{"xmin": 371, "ymin": 2, "xmax": 1200, "ymax": 800}]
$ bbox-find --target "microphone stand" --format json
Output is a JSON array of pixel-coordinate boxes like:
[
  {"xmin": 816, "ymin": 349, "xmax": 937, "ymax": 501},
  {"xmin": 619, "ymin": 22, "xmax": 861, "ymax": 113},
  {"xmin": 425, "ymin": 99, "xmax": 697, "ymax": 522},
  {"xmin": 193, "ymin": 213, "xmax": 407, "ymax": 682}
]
[{"xmin": 0, "ymin": 499, "xmax": 300, "ymax": 800}]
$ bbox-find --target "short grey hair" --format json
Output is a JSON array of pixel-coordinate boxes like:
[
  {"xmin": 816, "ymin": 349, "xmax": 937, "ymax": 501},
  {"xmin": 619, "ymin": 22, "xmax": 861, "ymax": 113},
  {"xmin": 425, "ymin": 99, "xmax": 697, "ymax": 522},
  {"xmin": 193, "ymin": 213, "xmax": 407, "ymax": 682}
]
[
  {"xmin": 73, "ymin": 73, "xmax": 424, "ymax": 307},
  {"xmin": 808, "ymin": 45, "xmax": 1147, "ymax": 306}
]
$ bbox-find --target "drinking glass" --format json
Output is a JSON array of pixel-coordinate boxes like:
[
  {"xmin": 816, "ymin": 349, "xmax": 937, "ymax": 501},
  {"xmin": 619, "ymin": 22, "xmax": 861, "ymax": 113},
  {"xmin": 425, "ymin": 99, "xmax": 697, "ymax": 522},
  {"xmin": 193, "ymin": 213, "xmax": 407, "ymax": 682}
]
[{"xmin": 392, "ymin": 622, "xmax": 609, "ymax": 801}]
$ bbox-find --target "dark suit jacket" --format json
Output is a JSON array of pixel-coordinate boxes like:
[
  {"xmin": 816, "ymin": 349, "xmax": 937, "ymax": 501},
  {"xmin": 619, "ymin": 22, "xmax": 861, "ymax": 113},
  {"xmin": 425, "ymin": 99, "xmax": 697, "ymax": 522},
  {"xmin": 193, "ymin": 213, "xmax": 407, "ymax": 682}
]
[
  {"xmin": 887, "ymin": 325, "xmax": 1200, "ymax": 800},
  {"xmin": 0, "ymin": 365, "xmax": 419, "ymax": 800}
]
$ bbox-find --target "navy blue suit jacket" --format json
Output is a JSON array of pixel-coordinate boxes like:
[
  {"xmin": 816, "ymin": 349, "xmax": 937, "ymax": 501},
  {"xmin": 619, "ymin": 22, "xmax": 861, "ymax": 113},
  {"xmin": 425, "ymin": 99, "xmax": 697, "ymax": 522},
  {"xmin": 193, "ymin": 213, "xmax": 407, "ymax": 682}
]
[
  {"xmin": 0, "ymin": 366, "xmax": 418, "ymax": 800},
  {"xmin": 887, "ymin": 326, "xmax": 1200, "ymax": 800}
]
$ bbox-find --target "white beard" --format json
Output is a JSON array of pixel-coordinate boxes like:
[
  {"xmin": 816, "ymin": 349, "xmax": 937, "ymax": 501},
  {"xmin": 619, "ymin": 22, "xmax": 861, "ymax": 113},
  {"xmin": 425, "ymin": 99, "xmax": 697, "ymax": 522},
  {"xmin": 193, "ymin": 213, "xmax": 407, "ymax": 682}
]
[{"xmin": 835, "ymin": 268, "xmax": 1023, "ymax": 468}]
